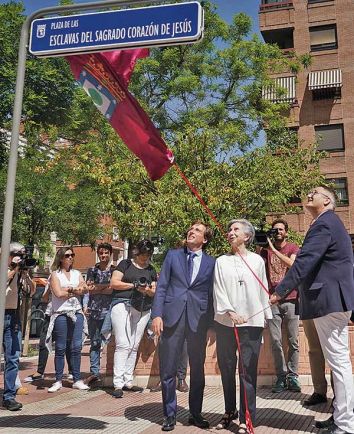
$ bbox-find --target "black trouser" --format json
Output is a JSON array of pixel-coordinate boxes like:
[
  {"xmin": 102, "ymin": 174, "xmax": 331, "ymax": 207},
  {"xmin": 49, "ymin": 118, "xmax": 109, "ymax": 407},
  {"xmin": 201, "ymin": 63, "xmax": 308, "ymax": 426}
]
[
  {"xmin": 177, "ymin": 339, "xmax": 188, "ymax": 380},
  {"xmin": 37, "ymin": 315, "xmax": 72, "ymax": 375},
  {"xmin": 215, "ymin": 322, "xmax": 263, "ymax": 424}
]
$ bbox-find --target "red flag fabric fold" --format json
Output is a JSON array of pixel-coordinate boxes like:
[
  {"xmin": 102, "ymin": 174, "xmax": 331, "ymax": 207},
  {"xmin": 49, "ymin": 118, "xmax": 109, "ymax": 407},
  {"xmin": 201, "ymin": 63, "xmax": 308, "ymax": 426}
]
[{"xmin": 66, "ymin": 49, "xmax": 174, "ymax": 181}]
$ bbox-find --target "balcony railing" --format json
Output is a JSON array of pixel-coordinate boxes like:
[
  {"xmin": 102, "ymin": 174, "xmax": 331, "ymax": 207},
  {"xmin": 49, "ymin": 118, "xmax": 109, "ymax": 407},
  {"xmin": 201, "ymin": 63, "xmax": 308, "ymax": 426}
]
[{"xmin": 259, "ymin": 1, "xmax": 293, "ymax": 12}]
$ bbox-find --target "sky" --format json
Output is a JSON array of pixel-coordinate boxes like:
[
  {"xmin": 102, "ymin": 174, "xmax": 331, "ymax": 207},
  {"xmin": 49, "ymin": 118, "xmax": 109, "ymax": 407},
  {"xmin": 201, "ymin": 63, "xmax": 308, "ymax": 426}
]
[{"xmin": 1, "ymin": 0, "xmax": 261, "ymax": 33}]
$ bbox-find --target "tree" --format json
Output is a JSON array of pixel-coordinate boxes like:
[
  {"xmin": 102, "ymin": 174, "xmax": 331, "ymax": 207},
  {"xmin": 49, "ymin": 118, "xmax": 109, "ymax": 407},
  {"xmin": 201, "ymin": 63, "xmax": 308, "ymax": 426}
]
[
  {"xmin": 0, "ymin": 2, "xmax": 76, "ymax": 132},
  {"xmin": 0, "ymin": 2, "xmax": 103, "ymax": 251},
  {"xmin": 0, "ymin": 2, "xmax": 322, "ymax": 259},
  {"xmin": 54, "ymin": 4, "xmax": 321, "ymax": 256},
  {"xmin": 0, "ymin": 145, "xmax": 104, "ymax": 252}
]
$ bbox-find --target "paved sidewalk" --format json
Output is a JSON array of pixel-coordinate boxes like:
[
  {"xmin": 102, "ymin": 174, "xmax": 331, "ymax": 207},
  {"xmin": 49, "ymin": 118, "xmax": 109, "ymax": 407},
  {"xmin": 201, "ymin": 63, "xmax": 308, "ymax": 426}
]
[{"xmin": 0, "ymin": 344, "xmax": 333, "ymax": 433}]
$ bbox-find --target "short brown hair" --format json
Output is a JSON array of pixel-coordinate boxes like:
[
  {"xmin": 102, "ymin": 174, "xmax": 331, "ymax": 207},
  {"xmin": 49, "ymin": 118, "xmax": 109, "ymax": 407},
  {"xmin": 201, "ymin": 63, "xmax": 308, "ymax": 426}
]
[
  {"xmin": 271, "ymin": 219, "xmax": 288, "ymax": 232},
  {"xmin": 97, "ymin": 243, "xmax": 112, "ymax": 254},
  {"xmin": 188, "ymin": 220, "xmax": 213, "ymax": 248}
]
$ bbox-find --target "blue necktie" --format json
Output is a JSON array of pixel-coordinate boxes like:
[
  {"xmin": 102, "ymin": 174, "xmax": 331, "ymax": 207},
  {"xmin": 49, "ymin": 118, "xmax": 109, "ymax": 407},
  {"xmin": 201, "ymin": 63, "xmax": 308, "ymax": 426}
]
[{"xmin": 187, "ymin": 252, "xmax": 196, "ymax": 284}]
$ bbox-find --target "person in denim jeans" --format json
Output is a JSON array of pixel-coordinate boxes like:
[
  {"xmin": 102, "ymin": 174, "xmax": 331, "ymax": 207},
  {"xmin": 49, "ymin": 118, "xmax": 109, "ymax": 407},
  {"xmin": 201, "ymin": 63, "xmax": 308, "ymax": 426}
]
[
  {"xmin": 3, "ymin": 243, "xmax": 35, "ymax": 411},
  {"xmin": 24, "ymin": 280, "xmax": 73, "ymax": 384},
  {"xmin": 46, "ymin": 247, "xmax": 90, "ymax": 393},
  {"xmin": 83, "ymin": 243, "xmax": 114, "ymax": 386}
]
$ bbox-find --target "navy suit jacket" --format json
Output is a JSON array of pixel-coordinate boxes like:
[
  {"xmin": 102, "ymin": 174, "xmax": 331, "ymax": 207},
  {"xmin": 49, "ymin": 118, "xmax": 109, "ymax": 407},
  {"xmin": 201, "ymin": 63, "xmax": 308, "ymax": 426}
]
[
  {"xmin": 151, "ymin": 248, "xmax": 215, "ymax": 332},
  {"xmin": 275, "ymin": 210, "xmax": 354, "ymax": 320}
]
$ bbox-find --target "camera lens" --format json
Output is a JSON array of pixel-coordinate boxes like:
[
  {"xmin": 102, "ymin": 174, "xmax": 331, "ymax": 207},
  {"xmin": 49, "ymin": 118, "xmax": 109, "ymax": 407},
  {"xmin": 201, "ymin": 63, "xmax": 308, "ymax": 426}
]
[{"xmin": 138, "ymin": 277, "xmax": 148, "ymax": 287}]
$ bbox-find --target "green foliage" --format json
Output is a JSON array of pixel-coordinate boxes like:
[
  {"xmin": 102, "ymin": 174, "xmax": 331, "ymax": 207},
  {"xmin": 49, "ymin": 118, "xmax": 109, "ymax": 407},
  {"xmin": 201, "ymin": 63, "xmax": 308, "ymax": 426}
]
[
  {"xmin": 0, "ymin": 2, "xmax": 76, "ymax": 130},
  {"xmin": 0, "ymin": 2, "xmax": 323, "ymax": 261},
  {"xmin": 0, "ymin": 145, "xmax": 103, "ymax": 249}
]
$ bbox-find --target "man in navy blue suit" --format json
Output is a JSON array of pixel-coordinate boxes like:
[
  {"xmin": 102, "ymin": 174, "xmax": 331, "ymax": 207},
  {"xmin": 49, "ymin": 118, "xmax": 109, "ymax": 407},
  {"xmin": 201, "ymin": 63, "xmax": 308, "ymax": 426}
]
[
  {"xmin": 151, "ymin": 221, "xmax": 215, "ymax": 431},
  {"xmin": 270, "ymin": 186, "xmax": 354, "ymax": 434}
]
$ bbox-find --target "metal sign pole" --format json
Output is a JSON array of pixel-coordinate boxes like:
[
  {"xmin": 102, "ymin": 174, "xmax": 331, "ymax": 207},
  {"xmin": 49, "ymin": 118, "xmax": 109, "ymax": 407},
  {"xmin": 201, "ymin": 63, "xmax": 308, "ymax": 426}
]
[{"xmin": 0, "ymin": 0, "xmax": 163, "ymax": 366}]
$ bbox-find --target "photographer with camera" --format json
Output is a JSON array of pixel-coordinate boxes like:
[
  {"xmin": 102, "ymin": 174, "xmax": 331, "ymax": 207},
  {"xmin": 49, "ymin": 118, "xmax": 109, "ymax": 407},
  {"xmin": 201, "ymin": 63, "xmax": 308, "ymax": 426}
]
[
  {"xmin": 2, "ymin": 242, "xmax": 35, "ymax": 411},
  {"xmin": 259, "ymin": 219, "xmax": 301, "ymax": 394},
  {"xmin": 109, "ymin": 239, "xmax": 157, "ymax": 398}
]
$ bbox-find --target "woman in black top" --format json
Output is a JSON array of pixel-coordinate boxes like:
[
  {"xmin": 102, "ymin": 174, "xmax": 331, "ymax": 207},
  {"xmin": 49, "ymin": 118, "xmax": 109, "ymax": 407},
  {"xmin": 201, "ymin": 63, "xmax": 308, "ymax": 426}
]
[{"xmin": 110, "ymin": 240, "xmax": 156, "ymax": 398}]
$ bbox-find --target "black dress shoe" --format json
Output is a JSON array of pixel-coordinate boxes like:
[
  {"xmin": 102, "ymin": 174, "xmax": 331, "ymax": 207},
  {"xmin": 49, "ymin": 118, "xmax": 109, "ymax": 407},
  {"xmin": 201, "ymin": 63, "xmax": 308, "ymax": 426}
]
[
  {"xmin": 304, "ymin": 392, "xmax": 327, "ymax": 406},
  {"xmin": 188, "ymin": 413, "xmax": 210, "ymax": 429},
  {"xmin": 2, "ymin": 399, "xmax": 22, "ymax": 411},
  {"xmin": 122, "ymin": 385, "xmax": 143, "ymax": 392},
  {"xmin": 162, "ymin": 415, "xmax": 176, "ymax": 431},
  {"xmin": 320, "ymin": 423, "xmax": 351, "ymax": 434},
  {"xmin": 315, "ymin": 416, "xmax": 334, "ymax": 429},
  {"xmin": 112, "ymin": 388, "xmax": 123, "ymax": 398}
]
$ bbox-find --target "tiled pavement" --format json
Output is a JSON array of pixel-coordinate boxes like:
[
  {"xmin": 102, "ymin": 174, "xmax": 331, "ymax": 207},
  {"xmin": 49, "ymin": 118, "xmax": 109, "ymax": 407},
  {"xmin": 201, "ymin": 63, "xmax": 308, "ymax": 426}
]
[{"xmin": 0, "ymin": 344, "xmax": 333, "ymax": 433}]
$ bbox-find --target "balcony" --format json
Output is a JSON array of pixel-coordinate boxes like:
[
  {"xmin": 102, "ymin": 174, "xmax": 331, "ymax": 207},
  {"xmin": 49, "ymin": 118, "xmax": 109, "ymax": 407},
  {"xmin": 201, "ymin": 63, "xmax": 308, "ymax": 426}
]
[
  {"xmin": 309, "ymin": 69, "xmax": 342, "ymax": 91},
  {"xmin": 262, "ymin": 76, "xmax": 297, "ymax": 104},
  {"xmin": 259, "ymin": 0, "xmax": 293, "ymax": 12}
]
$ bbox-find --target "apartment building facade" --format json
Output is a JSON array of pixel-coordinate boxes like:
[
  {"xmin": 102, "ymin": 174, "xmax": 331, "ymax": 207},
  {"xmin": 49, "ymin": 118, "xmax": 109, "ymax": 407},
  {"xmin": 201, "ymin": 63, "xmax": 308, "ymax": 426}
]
[{"xmin": 259, "ymin": 0, "xmax": 354, "ymax": 238}]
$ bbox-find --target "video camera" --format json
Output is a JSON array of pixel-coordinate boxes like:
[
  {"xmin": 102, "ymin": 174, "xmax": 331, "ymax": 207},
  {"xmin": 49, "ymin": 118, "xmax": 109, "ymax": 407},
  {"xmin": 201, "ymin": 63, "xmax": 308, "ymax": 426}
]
[
  {"xmin": 10, "ymin": 245, "xmax": 37, "ymax": 271},
  {"xmin": 254, "ymin": 228, "xmax": 280, "ymax": 247}
]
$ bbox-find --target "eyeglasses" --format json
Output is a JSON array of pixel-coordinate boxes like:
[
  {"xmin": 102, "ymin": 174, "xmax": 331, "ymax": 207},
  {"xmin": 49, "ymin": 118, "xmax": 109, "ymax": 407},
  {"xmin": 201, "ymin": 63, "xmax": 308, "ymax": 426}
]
[
  {"xmin": 308, "ymin": 190, "xmax": 331, "ymax": 200},
  {"xmin": 64, "ymin": 253, "xmax": 75, "ymax": 258}
]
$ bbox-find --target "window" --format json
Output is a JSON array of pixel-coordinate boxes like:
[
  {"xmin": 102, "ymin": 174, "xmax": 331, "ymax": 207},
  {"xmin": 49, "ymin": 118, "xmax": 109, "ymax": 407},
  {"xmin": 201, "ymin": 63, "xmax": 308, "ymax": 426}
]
[
  {"xmin": 312, "ymin": 87, "xmax": 341, "ymax": 100},
  {"xmin": 328, "ymin": 178, "xmax": 349, "ymax": 206},
  {"xmin": 308, "ymin": 0, "xmax": 333, "ymax": 3},
  {"xmin": 260, "ymin": 0, "xmax": 293, "ymax": 10},
  {"xmin": 310, "ymin": 25, "xmax": 337, "ymax": 51},
  {"xmin": 261, "ymin": 28, "xmax": 294, "ymax": 50},
  {"xmin": 315, "ymin": 124, "xmax": 344, "ymax": 151}
]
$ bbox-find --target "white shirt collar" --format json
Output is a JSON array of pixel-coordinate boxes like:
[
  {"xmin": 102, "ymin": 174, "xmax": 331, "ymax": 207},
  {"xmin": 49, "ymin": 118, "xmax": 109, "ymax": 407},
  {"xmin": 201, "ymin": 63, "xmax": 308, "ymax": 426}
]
[{"xmin": 187, "ymin": 248, "xmax": 203, "ymax": 257}]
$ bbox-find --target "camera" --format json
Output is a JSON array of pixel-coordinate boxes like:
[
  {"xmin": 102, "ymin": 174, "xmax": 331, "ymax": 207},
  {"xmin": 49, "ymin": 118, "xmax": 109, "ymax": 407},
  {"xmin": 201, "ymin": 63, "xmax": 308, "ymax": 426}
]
[
  {"xmin": 254, "ymin": 228, "xmax": 280, "ymax": 247},
  {"xmin": 11, "ymin": 245, "xmax": 37, "ymax": 270},
  {"xmin": 135, "ymin": 277, "xmax": 149, "ymax": 288}
]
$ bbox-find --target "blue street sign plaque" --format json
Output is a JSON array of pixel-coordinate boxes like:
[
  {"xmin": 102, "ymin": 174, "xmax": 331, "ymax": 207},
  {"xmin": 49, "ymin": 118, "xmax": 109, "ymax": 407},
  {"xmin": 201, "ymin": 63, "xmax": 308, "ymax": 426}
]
[{"xmin": 29, "ymin": 1, "xmax": 204, "ymax": 57}]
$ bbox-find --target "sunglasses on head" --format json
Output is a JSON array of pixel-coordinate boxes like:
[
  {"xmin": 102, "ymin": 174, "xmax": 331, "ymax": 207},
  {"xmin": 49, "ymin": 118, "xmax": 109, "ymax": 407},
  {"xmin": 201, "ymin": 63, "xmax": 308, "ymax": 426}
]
[{"xmin": 64, "ymin": 253, "xmax": 75, "ymax": 258}]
